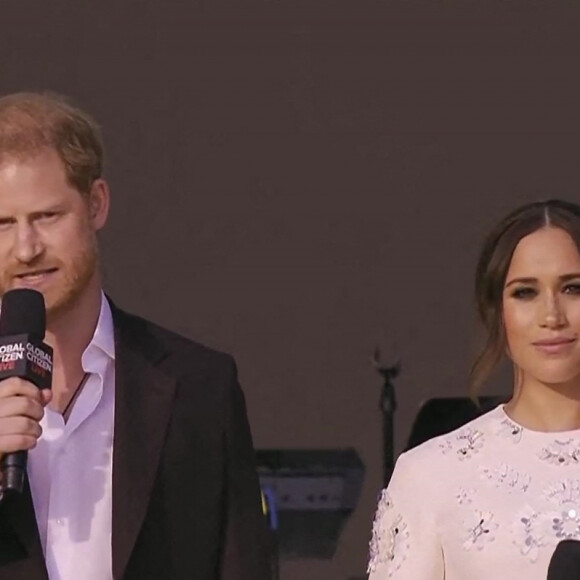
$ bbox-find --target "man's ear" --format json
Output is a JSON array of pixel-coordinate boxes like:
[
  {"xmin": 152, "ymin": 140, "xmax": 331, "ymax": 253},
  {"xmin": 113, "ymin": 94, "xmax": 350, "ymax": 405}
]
[{"xmin": 88, "ymin": 178, "xmax": 110, "ymax": 231}]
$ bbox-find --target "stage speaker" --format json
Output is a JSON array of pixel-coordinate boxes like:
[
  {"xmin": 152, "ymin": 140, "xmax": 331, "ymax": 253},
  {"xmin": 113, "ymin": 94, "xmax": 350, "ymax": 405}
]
[{"xmin": 257, "ymin": 448, "xmax": 365, "ymax": 559}]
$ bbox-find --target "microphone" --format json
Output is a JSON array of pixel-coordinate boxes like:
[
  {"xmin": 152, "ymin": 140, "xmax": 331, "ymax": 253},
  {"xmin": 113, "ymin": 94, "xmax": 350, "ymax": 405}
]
[
  {"xmin": 0, "ymin": 288, "xmax": 53, "ymax": 495},
  {"xmin": 548, "ymin": 539, "xmax": 580, "ymax": 579}
]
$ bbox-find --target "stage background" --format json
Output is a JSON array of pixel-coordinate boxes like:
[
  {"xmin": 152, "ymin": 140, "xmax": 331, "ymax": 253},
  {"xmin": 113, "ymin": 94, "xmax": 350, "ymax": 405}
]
[{"xmin": 1, "ymin": 3, "xmax": 579, "ymax": 578}]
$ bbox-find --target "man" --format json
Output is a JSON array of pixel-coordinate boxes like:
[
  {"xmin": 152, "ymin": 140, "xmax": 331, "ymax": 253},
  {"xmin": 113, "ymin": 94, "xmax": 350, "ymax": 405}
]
[{"xmin": 0, "ymin": 92, "xmax": 270, "ymax": 580}]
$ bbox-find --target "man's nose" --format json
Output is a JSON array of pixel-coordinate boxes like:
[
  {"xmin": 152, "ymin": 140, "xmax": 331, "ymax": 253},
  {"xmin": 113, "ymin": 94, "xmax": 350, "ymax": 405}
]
[{"xmin": 13, "ymin": 223, "xmax": 44, "ymax": 264}]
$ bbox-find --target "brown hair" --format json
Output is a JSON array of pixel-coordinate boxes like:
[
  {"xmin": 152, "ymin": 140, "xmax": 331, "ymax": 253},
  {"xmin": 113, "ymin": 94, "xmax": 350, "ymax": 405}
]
[
  {"xmin": 0, "ymin": 92, "xmax": 104, "ymax": 194},
  {"xmin": 471, "ymin": 199, "xmax": 580, "ymax": 395}
]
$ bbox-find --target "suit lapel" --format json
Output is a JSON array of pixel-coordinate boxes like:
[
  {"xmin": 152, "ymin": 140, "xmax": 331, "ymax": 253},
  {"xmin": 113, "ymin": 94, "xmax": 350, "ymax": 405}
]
[{"xmin": 110, "ymin": 307, "xmax": 177, "ymax": 580}]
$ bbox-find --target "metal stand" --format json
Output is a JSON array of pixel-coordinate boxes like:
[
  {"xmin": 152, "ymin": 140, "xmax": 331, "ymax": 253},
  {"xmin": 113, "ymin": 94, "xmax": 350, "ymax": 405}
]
[{"xmin": 373, "ymin": 349, "xmax": 400, "ymax": 488}]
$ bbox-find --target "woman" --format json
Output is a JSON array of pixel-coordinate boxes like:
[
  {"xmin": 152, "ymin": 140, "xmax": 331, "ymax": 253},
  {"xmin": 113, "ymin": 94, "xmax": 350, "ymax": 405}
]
[{"xmin": 368, "ymin": 199, "xmax": 580, "ymax": 579}]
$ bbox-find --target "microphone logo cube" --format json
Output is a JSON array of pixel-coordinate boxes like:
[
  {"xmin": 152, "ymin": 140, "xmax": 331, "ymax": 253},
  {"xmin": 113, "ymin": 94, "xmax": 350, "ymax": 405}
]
[{"xmin": 0, "ymin": 333, "xmax": 53, "ymax": 390}]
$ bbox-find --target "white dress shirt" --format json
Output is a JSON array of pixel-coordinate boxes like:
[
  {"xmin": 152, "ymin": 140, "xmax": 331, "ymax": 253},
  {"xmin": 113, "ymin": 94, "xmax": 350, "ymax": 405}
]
[{"xmin": 28, "ymin": 293, "xmax": 115, "ymax": 580}]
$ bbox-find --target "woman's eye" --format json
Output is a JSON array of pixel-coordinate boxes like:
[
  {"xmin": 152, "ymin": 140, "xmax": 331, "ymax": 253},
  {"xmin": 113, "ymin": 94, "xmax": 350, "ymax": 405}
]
[
  {"xmin": 563, "ymin": 283, "xmax": 580, "ymax": 295},
  {"xmin": 512, "ymin": 287, "xmax": 537, "ymax": 299}
]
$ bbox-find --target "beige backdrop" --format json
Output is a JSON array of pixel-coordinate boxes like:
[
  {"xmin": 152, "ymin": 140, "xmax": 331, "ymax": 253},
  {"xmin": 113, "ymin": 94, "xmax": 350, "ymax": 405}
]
[{"xmin": 1, "ymin": 3, "xmax": 579, "ymax": 579}]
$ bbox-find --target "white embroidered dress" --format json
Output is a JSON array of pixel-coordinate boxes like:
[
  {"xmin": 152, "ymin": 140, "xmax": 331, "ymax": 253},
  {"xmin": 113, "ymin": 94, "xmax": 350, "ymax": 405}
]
[{"xmin": 368, "ymin": 405, "xmax": 580, "ymax": 579}]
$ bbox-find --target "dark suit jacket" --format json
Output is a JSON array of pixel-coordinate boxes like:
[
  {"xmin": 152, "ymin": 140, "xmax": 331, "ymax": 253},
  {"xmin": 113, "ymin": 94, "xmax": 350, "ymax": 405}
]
[{"xmin": 0, "ymin": 304, "xmax": 271, "ymax": 580}]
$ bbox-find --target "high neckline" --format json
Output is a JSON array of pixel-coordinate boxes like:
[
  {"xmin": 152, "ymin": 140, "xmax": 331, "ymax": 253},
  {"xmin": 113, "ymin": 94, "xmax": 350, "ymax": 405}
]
[{"xmin": 497, "ymin": 404, "xmax": 580, "ymax": 437}]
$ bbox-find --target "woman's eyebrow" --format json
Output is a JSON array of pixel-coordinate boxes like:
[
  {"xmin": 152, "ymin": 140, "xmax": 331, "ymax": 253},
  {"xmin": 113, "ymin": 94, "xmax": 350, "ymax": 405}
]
[
  {"xmin": 505, "ymin": 277, "xmax": 536, "ymax": 288},
  {"xmin": 505, "ymin": 272, "xmax": 580, "ymax": 288}
]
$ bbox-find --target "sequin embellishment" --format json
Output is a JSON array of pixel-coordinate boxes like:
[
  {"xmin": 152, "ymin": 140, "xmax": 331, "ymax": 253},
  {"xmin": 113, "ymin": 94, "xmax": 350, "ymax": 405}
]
[
  {"xmin": 440, "ymin": 428, "xmax": 484, "ymax": 461},
  {"xmin": 479, "ymin": 463, "xmax": 531, "ymax": 493},
  {"xmin": 496, "ymin": 417, "xmax": 523, "ymax": 444},
  {"xmin": 512, "ymin": 506, "xmax": 550, "ymax": 562},
  {"xmin": 462, "ymin": 510, "xmax": 498, "ymax": 551},
  {"xmin": 545, "ymin": 479, "xmax": 580, "ymax": 506},
  {"xmin": 552, "ymin": 508, "xmax": 580, "ymax": 540},
  {"xmin": 539, "ymin": 440, "xmax": 580, "ymax": 466},
  {"xmin": 368, "ymin": 490, "xmax": 410, "ymax": 575},
  {"xmin": 456, "ymin": 487, "xmax": 476, "ymax": 505}
]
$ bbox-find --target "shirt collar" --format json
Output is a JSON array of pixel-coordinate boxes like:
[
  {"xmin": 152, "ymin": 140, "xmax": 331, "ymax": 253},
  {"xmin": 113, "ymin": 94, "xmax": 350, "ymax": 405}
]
[{"xmin": 83, "ymin": 292, "xmax": 115, "ymax": 363}]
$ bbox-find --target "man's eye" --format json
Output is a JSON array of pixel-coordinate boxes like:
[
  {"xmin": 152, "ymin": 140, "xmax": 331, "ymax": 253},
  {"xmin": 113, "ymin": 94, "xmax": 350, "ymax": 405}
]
[
  {"xmin": 0, "ymin": 219, "xmax": 15, "ymax": 230},
  {"xmin": 512, "ymin": 287, "xmax": 537, "ymax": 299},
  {"xmin": 37, "ymin": 212, "xmax": 58, "ymax": 222}
]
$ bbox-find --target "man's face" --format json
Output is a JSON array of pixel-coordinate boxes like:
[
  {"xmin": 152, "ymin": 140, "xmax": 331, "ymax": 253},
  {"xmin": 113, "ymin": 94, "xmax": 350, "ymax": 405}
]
[{"xmin": 0, "ymin": 148, "xmax": 109, "ymax": 320}]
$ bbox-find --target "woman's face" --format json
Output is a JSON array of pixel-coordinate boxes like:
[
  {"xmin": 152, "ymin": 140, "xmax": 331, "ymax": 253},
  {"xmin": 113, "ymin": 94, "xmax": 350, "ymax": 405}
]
[{"xmin": 503, "ymin": 226, "xmax": 580, "ymax": 388}]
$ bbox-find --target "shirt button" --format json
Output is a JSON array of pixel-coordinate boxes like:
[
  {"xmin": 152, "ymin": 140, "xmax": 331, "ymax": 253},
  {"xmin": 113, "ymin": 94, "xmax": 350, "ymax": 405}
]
[{"xmin": 56, "ymin": 519, "xmax": 64, "ymax": 526}]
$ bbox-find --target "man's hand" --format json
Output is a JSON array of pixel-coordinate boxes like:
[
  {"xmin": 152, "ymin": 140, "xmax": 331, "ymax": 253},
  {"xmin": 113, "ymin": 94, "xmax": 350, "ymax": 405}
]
[{"xmin": 0, "ymin": 379, "xmax": 52, "ymax": 459}]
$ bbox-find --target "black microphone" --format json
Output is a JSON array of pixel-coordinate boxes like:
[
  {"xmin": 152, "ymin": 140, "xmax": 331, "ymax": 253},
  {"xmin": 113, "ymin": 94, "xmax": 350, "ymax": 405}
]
[
  {"xmin": 548, "ymin": 539, "xmax": 580, "ymax": 579},
  {"xmin": 0, "ymin": 288, "xmax": 53, "ymax": 495}
]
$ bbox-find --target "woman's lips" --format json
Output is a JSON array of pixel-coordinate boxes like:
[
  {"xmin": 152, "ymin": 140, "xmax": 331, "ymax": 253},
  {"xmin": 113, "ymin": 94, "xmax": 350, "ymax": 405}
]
[{"xmin": 533, "ymin": 337, "xmax": 577, "ymax": 355}]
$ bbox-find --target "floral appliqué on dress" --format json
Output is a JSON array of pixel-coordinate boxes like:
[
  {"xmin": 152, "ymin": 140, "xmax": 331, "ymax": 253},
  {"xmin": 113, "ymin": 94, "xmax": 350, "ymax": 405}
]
[
  {"xmin": 368, "ymin": 490, "xmax": 410, "ymax": 576},
  {"xmin": 462, "ymin": 510, "xmax": 498, "ymax": 551},
  {"xmin": 495, "ymin": 417, "xmax": 523, "ymax": 444},
  {"xmin": 551, "ymin": 508, "xmax": 580, "ymax": 540},
  {"xmin": 479, "ymin": 463, "xmax": 531, "ymax": 493},
  {"xmin": 539, "ymin": 439, "xmax": 580, "ymax": 466},
  {"xmin": 512, "ymin": 485, "xmax": 580, "ymax": 563},
  {"xmin": 456, "ymin": 487, "xmax": 476, "ymax": 505},
  {"xmin": 440, "ymin": 428, "xmax": 485, "ymax": 461},
  {"xmin": 512, "ymin": 505, "xmax": 553, "ymax": 562},
  {"xmin": 545, "ymin": 479, "xmax": 580, "ymax": 506}
]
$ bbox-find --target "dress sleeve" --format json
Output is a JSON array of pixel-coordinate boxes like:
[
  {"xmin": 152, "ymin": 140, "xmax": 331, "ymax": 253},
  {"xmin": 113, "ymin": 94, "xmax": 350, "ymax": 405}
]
[{"xmin": 367, "ymin": 451, "xmax": 444, "ymax": 579}]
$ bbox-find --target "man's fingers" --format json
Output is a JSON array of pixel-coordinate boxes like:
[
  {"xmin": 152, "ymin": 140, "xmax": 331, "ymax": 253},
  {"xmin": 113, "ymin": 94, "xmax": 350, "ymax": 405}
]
[
  {"xmin": 0, "ymin": 379, "xmax": 44, "ymax": 403},
  {"xmin": 0, "ymin": 396, "xmax": 45, "ymax": 421},
  {"xmin": 0, "ymin": 434, "xmax": 40, "ymax": 453},
  {"xmin": 0, "ymin": 416, "xmax": 42, "ymax": 439},
  {"xmin": 0, "ymin": 380, "xmax": 48, "ymax": 456},
  {"xmin": 40, "ymin": 389, "xmax": 52, "ymax": 406}
]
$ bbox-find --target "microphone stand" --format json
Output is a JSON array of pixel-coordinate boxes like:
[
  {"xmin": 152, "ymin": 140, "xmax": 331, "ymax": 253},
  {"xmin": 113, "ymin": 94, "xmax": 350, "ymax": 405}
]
[{"xmin": 373, "ymin": 349, "xmax": 400, "ymax": 488}]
